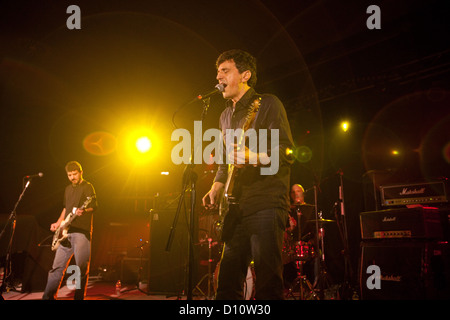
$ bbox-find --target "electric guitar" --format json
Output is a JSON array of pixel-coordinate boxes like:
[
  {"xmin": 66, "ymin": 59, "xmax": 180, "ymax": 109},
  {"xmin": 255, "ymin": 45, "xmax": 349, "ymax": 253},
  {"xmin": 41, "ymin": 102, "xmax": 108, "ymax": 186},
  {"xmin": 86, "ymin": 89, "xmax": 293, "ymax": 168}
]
[
  {"xmin": 51, "ymin": 196, "xmax": 95, "ymax": 251},
  {"xmin": 218, "ymin": 96, "xmax": 261, "ymax": 240}
]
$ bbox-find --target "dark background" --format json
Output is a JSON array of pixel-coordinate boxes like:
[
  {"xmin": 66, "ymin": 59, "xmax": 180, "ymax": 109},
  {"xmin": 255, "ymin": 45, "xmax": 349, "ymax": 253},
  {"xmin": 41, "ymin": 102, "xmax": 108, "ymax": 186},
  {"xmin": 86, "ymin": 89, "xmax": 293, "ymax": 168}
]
[{"xmin": 1, "ymin": 0, "xmax": 449, "ymax": 291}]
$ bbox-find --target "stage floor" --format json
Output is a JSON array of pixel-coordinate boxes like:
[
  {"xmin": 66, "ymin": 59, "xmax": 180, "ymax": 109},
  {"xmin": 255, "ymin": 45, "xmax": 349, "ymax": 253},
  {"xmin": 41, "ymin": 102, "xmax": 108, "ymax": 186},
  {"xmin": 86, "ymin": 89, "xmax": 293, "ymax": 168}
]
[{"xmin": 1, "ymin": 277, "xmax": 196, "ymax": 300}]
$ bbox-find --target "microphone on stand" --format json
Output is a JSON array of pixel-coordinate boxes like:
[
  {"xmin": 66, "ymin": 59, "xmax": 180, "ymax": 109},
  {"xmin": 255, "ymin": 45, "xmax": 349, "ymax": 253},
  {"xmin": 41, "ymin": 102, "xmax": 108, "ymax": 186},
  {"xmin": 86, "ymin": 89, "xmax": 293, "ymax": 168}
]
[
  {"xmin": 172, "ymin": 84, "xmax": 227, "ymax": 129},
  {"xmin": 24, "ymin": 172, "xmax": 44, "ymax": 179},
  {"xmin": 196, "ymin": 83, "xmax": 226, "ymax": 100}
]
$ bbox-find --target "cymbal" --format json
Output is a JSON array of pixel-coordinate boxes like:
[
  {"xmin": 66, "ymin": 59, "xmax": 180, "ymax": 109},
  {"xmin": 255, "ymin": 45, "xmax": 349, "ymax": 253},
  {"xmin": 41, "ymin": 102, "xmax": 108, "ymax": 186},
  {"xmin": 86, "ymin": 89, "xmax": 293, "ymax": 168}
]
[
  {"xmin": 306, "ymin": 218, "xmax": 335, "ymax": 224},
  {"xmin": 291, "ymin": 203, "xmax": 315, "ymax": 207}
]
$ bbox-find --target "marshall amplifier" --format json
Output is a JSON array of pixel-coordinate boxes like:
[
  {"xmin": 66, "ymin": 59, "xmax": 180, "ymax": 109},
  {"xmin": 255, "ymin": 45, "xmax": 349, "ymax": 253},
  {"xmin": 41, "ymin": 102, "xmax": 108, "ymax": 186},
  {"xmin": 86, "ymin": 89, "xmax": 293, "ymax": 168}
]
[
  {"xmin": 360, "ymin": 241, "xmax": 450, "ymax": 299},
  {"xmin": 380, "ymin": 181, "xmax": 447, "ymax": 207},
  {"xmin": 360, "ymin": 207, "xmax": 443, "ymax": 240}
]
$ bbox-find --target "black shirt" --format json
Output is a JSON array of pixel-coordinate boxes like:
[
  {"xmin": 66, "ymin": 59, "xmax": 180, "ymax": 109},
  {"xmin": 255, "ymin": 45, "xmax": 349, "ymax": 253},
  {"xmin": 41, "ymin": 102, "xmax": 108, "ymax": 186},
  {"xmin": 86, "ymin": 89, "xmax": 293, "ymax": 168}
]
[
  {"xmin": 214, "ymin": 88, "xmax": 294, "ymax": 216},
  {"xmin": 63, "ymin": 180, "xmax": 97, "ymax": 238}
]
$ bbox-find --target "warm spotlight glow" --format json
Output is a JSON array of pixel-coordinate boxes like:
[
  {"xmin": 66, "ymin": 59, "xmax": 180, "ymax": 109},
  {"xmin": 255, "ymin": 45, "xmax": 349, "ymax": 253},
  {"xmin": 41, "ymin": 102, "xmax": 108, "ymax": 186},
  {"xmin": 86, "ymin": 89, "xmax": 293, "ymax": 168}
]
[
  {"xmin": 341, "ymin": 121, "xmax": 350, "ymax": 132},
  {"xmin": 161, "ymin": 171, "xmax": 169, "ymax": 175},
  {"xmin": 136, "ymin": 136, "xmax": 152, "ymax": 153},
  {"xmin": 117, "ymin": 126, "xmax": 161, "ymax": 166}
]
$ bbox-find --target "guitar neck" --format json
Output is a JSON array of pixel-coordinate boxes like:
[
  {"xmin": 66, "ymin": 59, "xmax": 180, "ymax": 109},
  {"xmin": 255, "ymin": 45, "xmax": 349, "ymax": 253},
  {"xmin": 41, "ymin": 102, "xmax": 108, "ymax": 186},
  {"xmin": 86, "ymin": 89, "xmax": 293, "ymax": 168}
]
[{"xmin": 66, "ymin": 211, "xmax": 78, "ymax": 224}]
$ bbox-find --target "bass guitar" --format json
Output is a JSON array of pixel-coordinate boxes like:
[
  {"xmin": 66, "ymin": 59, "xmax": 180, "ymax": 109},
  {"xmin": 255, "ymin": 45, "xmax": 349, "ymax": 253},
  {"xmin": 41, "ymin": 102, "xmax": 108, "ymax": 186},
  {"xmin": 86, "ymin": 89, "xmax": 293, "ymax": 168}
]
[{"xmin": 51, "ymin": 196, "xmax": 95, "ymax": 251}]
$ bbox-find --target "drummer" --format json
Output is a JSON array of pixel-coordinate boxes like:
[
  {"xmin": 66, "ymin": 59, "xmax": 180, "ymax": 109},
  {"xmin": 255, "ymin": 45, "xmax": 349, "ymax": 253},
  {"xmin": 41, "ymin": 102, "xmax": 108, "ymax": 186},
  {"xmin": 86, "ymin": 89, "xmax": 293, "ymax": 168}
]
[
  {"xmin": 283, "ymin": 184, "xmax": 316, "ymax": 290},
  {"xmin": 287, "ymin": 184, "xmax": 315, "ymax": 241}
]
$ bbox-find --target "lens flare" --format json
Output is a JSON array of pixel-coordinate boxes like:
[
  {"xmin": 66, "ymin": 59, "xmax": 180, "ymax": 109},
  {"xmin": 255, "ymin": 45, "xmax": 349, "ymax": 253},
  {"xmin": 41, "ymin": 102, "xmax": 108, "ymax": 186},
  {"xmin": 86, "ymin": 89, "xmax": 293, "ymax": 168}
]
[{"xmin": 83, "ymin": 131, "xmax": 117, "ymax": 156}]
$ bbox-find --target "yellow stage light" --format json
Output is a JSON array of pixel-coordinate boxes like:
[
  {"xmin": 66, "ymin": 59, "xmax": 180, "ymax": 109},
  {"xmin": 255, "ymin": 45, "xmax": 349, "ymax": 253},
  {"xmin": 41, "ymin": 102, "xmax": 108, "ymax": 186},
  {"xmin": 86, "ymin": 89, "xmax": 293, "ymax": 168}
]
[
  {"xmin": 136, "ymin": 136, "xmax": 152, "ymax": 153},
  {"xmin": 117, "ymin": 126, "xmax": 162, "ymax": 167},
  {"xmin": 341, "ymin": 121, "xmax": 350, "ymax": 132}
]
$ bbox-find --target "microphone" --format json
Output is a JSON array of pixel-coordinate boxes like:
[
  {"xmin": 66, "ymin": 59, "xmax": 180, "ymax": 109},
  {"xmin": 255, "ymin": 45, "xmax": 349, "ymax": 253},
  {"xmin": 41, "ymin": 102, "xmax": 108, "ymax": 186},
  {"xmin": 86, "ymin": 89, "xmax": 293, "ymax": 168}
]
[
  {"xmin": 24, "ymin": 172, "xmax": 44, "ymax": 179},
  {"xmin": 197, "ymin": 83, "xmax": 226, "ymax": 100}
]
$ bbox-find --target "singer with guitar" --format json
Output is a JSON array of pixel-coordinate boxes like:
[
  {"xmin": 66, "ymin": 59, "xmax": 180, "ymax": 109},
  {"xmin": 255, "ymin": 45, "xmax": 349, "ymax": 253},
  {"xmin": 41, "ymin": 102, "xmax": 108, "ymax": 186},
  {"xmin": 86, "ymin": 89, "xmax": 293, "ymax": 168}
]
[
  {"xmin": 202, "ymin": 50, "xmax": 294, "ymax": 300},
  {"xmin": 43, "ymin": 161, "xmax": 97, "ymax": 300}
]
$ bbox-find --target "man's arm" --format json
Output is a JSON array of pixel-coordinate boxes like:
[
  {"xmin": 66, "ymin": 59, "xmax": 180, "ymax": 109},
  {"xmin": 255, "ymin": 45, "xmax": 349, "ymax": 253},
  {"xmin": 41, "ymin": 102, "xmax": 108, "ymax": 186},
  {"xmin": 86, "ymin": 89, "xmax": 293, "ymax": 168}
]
[
  {"xmin": 50, "ymin": 208, "xmax": 66, "ymax": 232},
  {"xmin": 202, "ymin": 181, "xmax": 224, "ymax": 209}
]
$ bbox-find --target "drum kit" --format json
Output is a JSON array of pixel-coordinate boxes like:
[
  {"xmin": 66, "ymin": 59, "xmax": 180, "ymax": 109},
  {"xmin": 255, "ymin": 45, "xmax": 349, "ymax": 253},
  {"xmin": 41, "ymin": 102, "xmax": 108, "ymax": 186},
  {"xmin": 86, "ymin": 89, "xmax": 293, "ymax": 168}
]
[
  {"xmin": 283, "ymin": 203, "xmax": 335, "ymax": 300},
  {"xmin": 194, "ymin": 200, "xmax": 337, "ymax": 300}
]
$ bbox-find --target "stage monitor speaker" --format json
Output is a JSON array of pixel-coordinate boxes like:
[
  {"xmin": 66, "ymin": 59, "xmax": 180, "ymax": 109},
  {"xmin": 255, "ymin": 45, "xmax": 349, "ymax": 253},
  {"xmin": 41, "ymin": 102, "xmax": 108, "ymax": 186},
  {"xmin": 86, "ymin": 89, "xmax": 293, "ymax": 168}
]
[
  {"xmin": 359, "ymin": 240, "xmax": 450, "ymax": 299},
  {"xmin": 147, "ymin": 209, "xmax": 189, "ymax": 295}
]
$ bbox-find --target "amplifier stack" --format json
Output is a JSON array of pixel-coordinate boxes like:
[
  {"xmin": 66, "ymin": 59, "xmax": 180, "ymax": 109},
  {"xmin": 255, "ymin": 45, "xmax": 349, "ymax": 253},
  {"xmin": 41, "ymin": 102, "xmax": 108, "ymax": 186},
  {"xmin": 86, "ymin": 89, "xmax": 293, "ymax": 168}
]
[{"xmin": 359, "ymin": 202, "xmax": 450, "ymax": 299}]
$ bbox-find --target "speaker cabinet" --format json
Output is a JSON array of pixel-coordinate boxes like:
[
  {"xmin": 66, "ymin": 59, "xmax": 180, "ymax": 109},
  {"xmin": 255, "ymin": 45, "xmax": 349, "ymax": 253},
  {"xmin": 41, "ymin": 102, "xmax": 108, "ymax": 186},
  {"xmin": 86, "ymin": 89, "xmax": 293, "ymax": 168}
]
[
  {"xmin": 359, "ymin": 240, "xmax": 450, "ymax": 299},
  {"xmin": 147, "ymin": 209, "xmax": 189, "ymax": 295},
  {"xmin": 120, "ymin": 257, "xmax": 149, "ymax": 284}
]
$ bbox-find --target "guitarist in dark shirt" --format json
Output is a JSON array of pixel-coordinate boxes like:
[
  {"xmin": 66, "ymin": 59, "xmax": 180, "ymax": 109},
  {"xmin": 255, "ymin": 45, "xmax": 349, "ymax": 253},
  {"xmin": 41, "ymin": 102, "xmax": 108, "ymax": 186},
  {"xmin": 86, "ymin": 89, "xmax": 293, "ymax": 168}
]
[
  {"xmin": 202, "ymin": 49, "xmax": 294, "ymax": 300},
  {"xmin": 43, "ymin": 161, "xmax": 97, "ymax": 300}
]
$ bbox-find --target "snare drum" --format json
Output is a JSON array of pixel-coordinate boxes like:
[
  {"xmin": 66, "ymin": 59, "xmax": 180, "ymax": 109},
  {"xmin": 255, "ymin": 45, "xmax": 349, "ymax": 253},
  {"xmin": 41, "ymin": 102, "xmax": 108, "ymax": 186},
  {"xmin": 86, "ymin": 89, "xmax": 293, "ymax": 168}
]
[
  {"xmin": 292, "ymin": 241, "xmax": 314, "ymax": 261},
  {"xmin": 283, "ymin": 240, "xmax": 315, "ymax": 263}
]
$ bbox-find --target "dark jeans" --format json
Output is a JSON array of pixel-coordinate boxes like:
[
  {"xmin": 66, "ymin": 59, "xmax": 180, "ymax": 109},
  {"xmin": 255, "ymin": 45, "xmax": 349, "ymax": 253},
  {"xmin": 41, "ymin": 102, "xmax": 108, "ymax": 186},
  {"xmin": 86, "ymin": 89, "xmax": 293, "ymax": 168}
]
[
  {"xmin": 42, "ymin": 232, "xmax": 91, "ymax": 300},
  {"xmin": 216, "ymin": 207, "xmax": 287, "ymax": 300}
]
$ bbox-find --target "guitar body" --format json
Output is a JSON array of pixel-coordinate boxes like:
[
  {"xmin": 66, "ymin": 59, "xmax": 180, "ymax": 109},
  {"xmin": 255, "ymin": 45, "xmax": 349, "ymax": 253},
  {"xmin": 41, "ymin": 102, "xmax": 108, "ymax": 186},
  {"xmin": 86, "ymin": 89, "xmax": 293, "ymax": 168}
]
[
  {"xmin": 51, "ymin": 196, "xmax": 94, "ymax": 251},
  {"xmin": 217, "ymin": 97, "xmax": 261, "ymax": 241},
  {"xmin": 51, "ymin": 211, "xmax": 75, "ymax": 251}
]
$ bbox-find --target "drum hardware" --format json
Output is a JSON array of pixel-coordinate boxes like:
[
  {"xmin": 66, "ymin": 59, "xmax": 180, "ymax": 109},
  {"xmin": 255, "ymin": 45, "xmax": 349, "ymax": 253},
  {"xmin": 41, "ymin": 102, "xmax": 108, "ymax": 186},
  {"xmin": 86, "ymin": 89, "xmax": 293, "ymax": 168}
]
[
  {"xmin": 307, "ymin": 214, "xmax": 335, "ymax": 262},
  {"xmin": 193, "ymin": 236, "xmax": 217, "ymax": 300},
  {"xmin": 311, "ymin": 211, "xmax": 334, "ymax": 297},
  {"xmin": 287, "ymin": 259, "xmax": 318, "ymax": 300},
  {"xmin": 310, "ymin": 185, "xmax": 335, "ymax": 300},
  {"xmin": 285, "ymin": 205, "xmax": 318, "ymax": 300}
]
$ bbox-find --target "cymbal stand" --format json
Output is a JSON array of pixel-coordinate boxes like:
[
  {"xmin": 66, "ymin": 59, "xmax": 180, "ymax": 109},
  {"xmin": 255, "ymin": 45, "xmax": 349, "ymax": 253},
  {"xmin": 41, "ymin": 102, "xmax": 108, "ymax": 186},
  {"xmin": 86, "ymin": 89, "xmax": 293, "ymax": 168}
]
[
  {"xmin": 286, "ymin": 207, "xmax": 317, "ymax": 300},
  {"xmin": 287, "ymin": 260, "xmax": 317, "ymax": 300},
  {"xmin": 312, "ymin": 187, "xmax": 332, "ymax": 299},
  {"xmin": 193, "ymin": 237, "xmax": 215, "ymax": 300}
]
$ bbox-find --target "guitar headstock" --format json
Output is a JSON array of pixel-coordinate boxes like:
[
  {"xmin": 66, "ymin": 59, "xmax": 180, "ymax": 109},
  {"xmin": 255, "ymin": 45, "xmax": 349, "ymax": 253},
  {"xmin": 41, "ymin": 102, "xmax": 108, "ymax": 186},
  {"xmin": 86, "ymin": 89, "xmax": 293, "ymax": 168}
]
[
  {"xmin": 81, "ymin": 195, "xmax": 95, "ymax": 210},
  {"xmin": 243, "ymin": 97, "xmax": 261, "ymax": 131}
]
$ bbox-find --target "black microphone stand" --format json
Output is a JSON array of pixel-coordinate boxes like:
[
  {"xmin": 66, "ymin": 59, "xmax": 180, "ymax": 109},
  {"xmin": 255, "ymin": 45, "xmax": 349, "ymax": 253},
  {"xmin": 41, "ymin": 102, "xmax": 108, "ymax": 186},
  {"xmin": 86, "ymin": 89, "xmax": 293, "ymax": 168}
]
[
  {"xmin": 166, "ymin": 97, "xmax": 211, "ymax": 300},
  {"xmin": 335, "ymin": 169, "xmax": 355, "ymax": 299},
  {"xmin": 0, "ymin": 178, "xmax": 33, "ymax": 300}
]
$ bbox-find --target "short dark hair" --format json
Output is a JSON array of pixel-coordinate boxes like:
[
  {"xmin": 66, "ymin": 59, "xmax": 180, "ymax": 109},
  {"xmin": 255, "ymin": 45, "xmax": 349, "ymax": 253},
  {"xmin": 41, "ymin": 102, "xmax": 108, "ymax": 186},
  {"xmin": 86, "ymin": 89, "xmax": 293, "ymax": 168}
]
[
  {"xmin": 65, "ymin": 161, "xmax": 82, "ymax": 173},
  {"xmin": 216, "ymin": 49, "xmax": 257, "ymax": 87}
]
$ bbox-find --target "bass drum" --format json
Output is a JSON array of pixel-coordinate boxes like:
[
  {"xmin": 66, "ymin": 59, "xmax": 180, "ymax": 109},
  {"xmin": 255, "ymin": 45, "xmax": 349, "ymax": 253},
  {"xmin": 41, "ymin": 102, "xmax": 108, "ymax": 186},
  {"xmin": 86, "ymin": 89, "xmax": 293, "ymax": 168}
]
[{"xmin": 214, "ymin": 262, "xmax": 255, "ymax": 300}]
